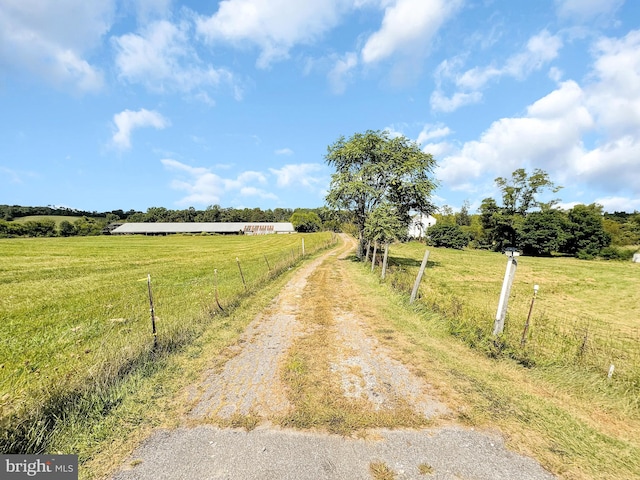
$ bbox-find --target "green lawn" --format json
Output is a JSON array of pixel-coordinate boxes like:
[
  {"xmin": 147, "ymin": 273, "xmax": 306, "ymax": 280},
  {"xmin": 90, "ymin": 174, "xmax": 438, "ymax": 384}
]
[
  {"xmin": 0, "ymin": 233, "xmax": 333, "ymax": 443},
  {"xmin": 383, "ymin": 243, "xmax": 640, "ymax": 383}
]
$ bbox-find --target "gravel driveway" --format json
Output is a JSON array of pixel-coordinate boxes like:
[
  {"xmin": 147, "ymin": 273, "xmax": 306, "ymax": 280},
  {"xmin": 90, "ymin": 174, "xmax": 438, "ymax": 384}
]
[{"xmin": 112, "ymin": 236, "xmax": 555, "ymax": 480}]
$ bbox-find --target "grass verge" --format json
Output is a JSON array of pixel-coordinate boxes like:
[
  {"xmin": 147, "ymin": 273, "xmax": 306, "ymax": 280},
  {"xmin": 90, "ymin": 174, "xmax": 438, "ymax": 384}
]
[{"xmin": 348, "ymin": 251, "xmax": 640, "ymax": 480}]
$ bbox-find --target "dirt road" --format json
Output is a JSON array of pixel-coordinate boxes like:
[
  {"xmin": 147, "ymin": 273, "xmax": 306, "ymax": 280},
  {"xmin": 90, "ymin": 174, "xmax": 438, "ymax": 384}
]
[{"xmin": 112, "ymin": 236, "xmax": 555, "ymax": 479}]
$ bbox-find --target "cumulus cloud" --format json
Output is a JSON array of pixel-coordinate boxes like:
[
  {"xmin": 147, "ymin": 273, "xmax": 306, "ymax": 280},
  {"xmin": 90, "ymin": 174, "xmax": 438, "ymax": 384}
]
[
  {"xmin": 112, "ymin": 109, "xmax": 170, "ymax": 150},
  {"xmin": 269, "ymin": 163, "xmax": 324, "ymax": 188},
  {"xmin": 0, "ymin": 0, "xmax": 112, "ymax": 92},
  {"xmin": 113, "ymin": 19, "xmax": 236, "ymax": 96},
  {"xmin": 435, "ymin": 80, "xmax": 593, "ymax": 187},
  {"xmin": 361, "ymin": 0, "xmax": 461, "ymax": 64},
  {"xmin": 430, "ymin": 90, "xmax": 482, "ymax": 113},
  {"xmin": 161, "ymin": 159, "xmax": 276, "ymax": 206},
  {"xmin": 436, "ymin": 30, "xmax": 640, "ymax": 207},
  {"xmin": 196, "ymin": 0, "xmax": 346, "ymax": 68}
]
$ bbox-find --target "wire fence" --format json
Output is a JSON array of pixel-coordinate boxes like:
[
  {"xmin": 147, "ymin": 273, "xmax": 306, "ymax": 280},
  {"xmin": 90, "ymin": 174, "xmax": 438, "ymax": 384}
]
[{"xmin": 0, "ymin": 232, "xmax": 337, "ymax": 453}]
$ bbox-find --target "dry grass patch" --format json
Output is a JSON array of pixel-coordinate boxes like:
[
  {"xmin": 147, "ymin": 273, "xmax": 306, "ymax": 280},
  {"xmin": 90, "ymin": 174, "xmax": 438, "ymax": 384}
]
[
  {"xmin": 279, "ymin": 256, "xmax": 427, "ymax": 435},
  {"xmin": 369, "ymin": 461, "xmax": 397, "ymax": 480}
]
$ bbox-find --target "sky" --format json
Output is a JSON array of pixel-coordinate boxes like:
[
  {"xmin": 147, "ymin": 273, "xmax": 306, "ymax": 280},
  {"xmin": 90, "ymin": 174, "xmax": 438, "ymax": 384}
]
[{"xmin": 1, "ymin": 0, "xmax": 639, "ymax": 214}]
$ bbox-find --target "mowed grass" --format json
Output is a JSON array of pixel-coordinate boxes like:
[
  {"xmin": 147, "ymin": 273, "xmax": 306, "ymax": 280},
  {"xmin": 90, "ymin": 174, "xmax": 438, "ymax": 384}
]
[
  {"xmin": 381, "ymin": 242, "xmax": 640, "ymax": 401},
  {"xmin": 0, "ymin": 232, "xmax": 334, "ymax": 452},
  {"xmin": 349, "ymin": 248, "xmax": 640, "ymax": 479},
  {"xmin": 10, "ymin": 215, "xmax": 87, "ymax": 224}
]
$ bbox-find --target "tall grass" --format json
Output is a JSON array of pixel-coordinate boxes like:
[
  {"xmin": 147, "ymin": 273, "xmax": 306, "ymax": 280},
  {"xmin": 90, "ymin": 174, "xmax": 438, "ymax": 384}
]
[
  {"xmin": 0, "ymin": 233, "xmax": 336, "ymax": 453},
  {"xmin": 377, "ymin": 242, "xmax": 640, "ymax": 410}
]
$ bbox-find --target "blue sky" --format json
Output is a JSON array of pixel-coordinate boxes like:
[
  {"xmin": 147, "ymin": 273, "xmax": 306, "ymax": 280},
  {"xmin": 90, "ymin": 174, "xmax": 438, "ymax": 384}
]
[{"xmin": 1, "ymin": 0, "xmax": 639, "ymax": 214}]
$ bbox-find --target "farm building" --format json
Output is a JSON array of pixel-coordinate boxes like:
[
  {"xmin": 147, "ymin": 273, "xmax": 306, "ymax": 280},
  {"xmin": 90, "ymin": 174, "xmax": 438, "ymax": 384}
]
[
  {"xmin": 110, "ymin": 222, "xmax": 296, "ymax": 236},
  {"xmin": 408, "ymin": 213, "xmax": 437, "ymax": 238}
]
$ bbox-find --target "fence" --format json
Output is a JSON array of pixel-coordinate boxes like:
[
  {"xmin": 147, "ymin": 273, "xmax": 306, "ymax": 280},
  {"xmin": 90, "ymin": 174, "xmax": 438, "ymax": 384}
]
[{"xmin": 0, "ymin": 232, "xmax": 337, "ymax": 453}]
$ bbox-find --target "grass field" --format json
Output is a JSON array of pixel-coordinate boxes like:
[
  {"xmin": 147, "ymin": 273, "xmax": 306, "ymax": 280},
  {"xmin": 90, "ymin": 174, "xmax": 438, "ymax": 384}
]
[
  {"xmin": 0, "ymin": 232, "xmax": 335, "ymax": 453},
  {"xmin": 379, "ymin": 242, "xmax": 640, "ymax": 401}
]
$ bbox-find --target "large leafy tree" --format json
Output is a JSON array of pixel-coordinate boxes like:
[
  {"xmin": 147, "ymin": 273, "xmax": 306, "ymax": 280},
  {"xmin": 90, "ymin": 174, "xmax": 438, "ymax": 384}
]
[
  {"xmin": 517, "ymin": 208, "xmax": 570, "ymax": 256},
  {"xmin": 563, "ymin": 203, "xmax": 611, "ymax": 257},
  {"xmin": 480, "ymin": 168, "xmax": 561, "ymax": 250},
  {"xmin": 325, "ymin": 130, "xmax": 437, "ymax": 258}
]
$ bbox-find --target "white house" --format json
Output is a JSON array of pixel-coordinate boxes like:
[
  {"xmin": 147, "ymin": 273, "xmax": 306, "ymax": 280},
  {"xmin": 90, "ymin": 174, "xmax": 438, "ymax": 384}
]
[{"xmin": 408, "ymin": 213, "xmax": 437, "ymax": 238}]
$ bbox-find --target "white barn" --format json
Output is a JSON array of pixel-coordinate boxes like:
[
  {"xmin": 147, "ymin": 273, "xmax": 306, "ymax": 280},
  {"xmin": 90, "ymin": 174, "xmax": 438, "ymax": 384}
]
[{"xmin": 110, "ymin": 222, "xmax": 295, "ymax": 236}]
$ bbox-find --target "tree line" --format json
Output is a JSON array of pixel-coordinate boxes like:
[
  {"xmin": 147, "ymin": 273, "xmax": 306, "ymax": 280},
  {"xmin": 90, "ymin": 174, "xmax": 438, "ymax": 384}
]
[{"xmin": 0, "ymin": 205, "xmax": 335, "ymax": 238}]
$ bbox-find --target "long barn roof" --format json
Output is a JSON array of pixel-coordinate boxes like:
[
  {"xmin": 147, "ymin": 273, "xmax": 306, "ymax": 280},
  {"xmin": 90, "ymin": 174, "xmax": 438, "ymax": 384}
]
[{"xmin": 110, "ymin": 222, "xmax": 295, "ymax": 235}]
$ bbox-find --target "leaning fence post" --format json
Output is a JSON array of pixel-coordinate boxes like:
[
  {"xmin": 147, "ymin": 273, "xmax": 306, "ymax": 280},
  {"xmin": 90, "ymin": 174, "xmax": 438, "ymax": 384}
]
[
  {"xmin": 410, "ymin": 248, "xmax": 430, "ymax": 304},
  {"xmin": 493, "ymin": 249, "xmax": 519, "ymax": 336},
  {"xmin": 264, "ymin": 254, "xmax": 271, "ymax": 272},
  {"xmin": 236, "ymin": 257, "xmax": 247, "ymax": 291},
  {"xmin": 147, "ymin": 274, "xmax": 157, "ymax": 347}
]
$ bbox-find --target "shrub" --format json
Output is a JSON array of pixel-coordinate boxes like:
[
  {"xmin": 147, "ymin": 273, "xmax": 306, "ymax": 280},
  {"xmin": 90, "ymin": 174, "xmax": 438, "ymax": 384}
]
[{"xmin": 599, "ymin": 246, "xmax": 633, "ymax": 261}]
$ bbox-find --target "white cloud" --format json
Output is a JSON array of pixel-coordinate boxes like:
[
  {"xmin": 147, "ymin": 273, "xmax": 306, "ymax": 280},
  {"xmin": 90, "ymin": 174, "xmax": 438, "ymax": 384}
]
[
  {"xmin": 586, "ymin": 30, "xmax": 640, "ymax": 137},
  {"xmin": 436, "ymin": 30, "xmax": 640, "ymax": 204},
  {"xmin": 555, "ymin": 0, "xmax": 624, "ymax": 21},
  {"xmin": 416, "ymin": 124, "xmax": 452, "ymax": 144},
  {"xmin": 161, "ymin": 159, "xmax": 277, "ymax": 206},
  {"xmin": 113, "ymin": 20, "xmax": 236, "ymax": 96},
  {"xmin": 0, "ymin": 0, "xmax": 112, "ymax": 92},
  {"xmin": 269, "ymin": 164, "xmax": 324, "ymax": 188},
  {"xmin": 196, "ymin": 0, "xmax": 346, "ymax": 68},
  {"xmin": 361, "ymin": 0, "xmax": 461, "ymax": 64},
  {"xmin": 594, "ymin": 196, "xmax": 640, "ymax": 213},
  {"xmin": 436, "ymin": 80, "xmax": 593, "ymax": 186},
  {"xmin": 275, "ymin": 148, "xmax": 294, "ymax": 156},
  {"xmin": 430, "ymin": 90, "xmax": 482, "ymax": 112},
  {"xmin": 432, "ymin": 30, "xmax": 563, "ymax": 112},
  {"xmin": 328, "ymin": 52, "xmax": 358, "ymax": 94},
  {"xmin": 112, "ymin": 109, "xmax": 170, "ymax": 150}
]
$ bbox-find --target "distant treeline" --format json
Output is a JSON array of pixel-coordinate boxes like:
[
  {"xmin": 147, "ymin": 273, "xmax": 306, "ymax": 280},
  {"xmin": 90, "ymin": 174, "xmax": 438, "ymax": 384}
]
[{"xmin": 0, "ymin": 205, "xmax": 339, "ymax": 238}]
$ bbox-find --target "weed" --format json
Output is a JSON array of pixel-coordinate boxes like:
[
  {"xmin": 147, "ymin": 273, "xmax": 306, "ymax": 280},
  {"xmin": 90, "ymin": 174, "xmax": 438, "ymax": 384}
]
[{"xmin": 369, "ymin": 461, "xmax": 396, "ymax": 480}]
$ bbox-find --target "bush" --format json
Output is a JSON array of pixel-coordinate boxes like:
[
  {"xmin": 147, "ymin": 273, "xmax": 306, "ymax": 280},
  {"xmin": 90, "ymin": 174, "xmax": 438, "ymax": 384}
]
[{"xmin": 599, "ymin": 246, "xmax": 634, "ymax": 261}]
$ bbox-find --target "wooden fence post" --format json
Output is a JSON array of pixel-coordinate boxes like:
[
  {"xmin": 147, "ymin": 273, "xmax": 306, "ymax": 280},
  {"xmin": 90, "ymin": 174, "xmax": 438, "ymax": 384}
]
[
  {"xmin": 236, "ymin": 257, "xmax": 247, "ymax": 291},
  {"xmin": 371, "ymin": 243, "xmax": 378, "ymax": 271},
  {"xmin": 410, "ymin": 249, "xmax": 430, "ymax": 304},
  {"xmin": 381, "ymin": 243, "xmax": 389, "ymax": 279}
]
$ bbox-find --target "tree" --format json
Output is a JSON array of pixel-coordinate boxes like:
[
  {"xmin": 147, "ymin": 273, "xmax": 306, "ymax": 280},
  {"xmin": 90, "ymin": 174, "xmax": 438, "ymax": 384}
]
[
  {"xmin": 325, "ymin": 130, "xmax": 437, "ymax": 258},
  {"xmin": 480, "ymin": 168, "xmax": 561, "ymax": 250},
  {"xmin": 563, "ymin": 204, "xmax": 610, "ymax": 257},
  {"xmin": 517, "ymin": 209, "xmax": 570, "ymax": 256},
  {"xmin": 455, "ymin": 200, "xmax": 471, "ymax": 226},
  {"xmin": 364, "ymin": 203, "xmax": 406, "ymax": 245},
  {"xmin": 290, "ymin": 210, "xmax": 322, "ymax": 232},
  {"xmin": 426, "ymin": 223, "xmax": 469, "ymax": 249},
  {"xmin": 58, "ymin": 220, "xmax": 77, "ymax": 237}
]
